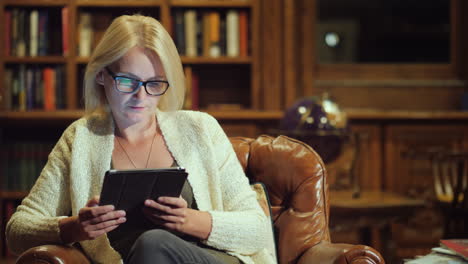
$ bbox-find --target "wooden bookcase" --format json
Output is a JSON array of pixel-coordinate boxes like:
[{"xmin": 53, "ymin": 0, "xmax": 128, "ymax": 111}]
[
  {"xmin": 0, "ymin": 0, "xmax": 274, "ymax": 258},
  {"xmin": 0, "ymin": 0, "xmax": 262, "ymax": 112}
]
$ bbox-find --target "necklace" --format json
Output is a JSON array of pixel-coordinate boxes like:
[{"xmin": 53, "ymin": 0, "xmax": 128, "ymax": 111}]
[{"xmin": 115, "ymin": 131, "xmax": 157, "ymax": 168}]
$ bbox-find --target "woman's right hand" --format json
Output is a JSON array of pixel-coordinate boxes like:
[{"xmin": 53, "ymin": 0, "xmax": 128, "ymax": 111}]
[{"xmin": 59, "ymin": 196, "xmax": 126, "ymax": 243}]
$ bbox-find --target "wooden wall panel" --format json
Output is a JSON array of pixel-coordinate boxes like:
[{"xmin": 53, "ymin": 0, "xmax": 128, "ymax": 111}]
[
  {"xmin": 260, "ymin": 0, "xmax": 283, "ymax": 110},
  {"xmin": 313, "ymin": 85, "xmax": 466, "ymax": 111}
]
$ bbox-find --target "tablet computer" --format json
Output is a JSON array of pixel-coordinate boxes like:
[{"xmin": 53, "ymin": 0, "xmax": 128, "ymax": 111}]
[
  {"xmin": 99, "ymin": 167, "xmax": 188, "ymax": 236},
  {"xmin": 99, "ymin": 167, "xmax": 188, "ymax": 211}
]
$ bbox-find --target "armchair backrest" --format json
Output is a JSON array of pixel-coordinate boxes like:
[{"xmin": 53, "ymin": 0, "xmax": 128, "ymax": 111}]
[{"xmin": 229, "ymin": 135, "xmax": 331, "ymax": 264}]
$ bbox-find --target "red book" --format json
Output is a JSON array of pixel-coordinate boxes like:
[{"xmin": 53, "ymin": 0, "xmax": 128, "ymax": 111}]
[
  {"xmin": 4, "ymin": 10, "xmax": 11, "ymax": 56},
  {"xmin": 441, "ymin": 239, "xmax": 468, "ymax": 261},
  {"xmin": 43, "ymin": 67, "xmax": 56, "ymax": 111},
  {"xmin": 61, "ymin": 7, "xmax": 69, "ymax": 56},
  {"xmin": 239, "ymin": 11, "xmax": 248, "ymax": 57}
]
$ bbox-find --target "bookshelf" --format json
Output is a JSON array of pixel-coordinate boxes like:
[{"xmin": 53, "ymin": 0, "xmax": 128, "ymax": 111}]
[
  {"xmin": 0, "ymin": 0, "xmax": 269, "ymax": 258},
  {"xmin": 0, "ymin": 0, "xmax": 261, "ymax": 112}
]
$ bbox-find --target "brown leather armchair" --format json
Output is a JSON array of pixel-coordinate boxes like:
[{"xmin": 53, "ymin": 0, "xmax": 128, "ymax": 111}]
[{"xmin": 15, "ymin": 135, "xmax": 384, "ymax": 264}]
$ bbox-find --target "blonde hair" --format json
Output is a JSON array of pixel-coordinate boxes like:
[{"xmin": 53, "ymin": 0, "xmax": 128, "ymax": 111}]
[{"xmin": 84, "ymin": 14, "xmax": 185, "ymax": 114}]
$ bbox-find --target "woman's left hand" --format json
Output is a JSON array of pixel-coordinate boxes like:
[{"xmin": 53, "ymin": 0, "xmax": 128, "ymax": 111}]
[
  {"xmin": 142, "ymin": 196, "xmax": 212, "ymax": 239},
  {"xmin": 142, "ymin": 196, "xmax": 189, "ymax": 232}
]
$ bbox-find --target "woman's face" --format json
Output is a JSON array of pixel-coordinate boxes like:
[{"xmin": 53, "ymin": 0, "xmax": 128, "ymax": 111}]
[{"xmin": 102, "ymin": 46, "xmax": 167, "ymax": 126}]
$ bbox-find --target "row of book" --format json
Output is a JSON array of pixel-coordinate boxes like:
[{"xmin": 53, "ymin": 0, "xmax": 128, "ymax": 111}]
[
  {"xmin": 0, "ymin": 141, "xmax": 53, "ymax": 192},
  {"xmin": 3, "ymin": 66, "xmax": 67, "ymax": 111},
  {"xmin": 173, "ymin": 9, "xmax": 249, "ymax": 57},
  {"xmin": 4, "ymin": 7, "xmax": 69, "ymax": 57}
]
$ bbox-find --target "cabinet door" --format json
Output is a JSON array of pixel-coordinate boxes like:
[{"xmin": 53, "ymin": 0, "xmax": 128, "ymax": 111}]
[
  {"xmin": 352, "ymin": 124, "xmax": 382, "ymax": 191},
  {"xmin": 385, "ymin": 125, "xmax": 468, "ymax": 196}
]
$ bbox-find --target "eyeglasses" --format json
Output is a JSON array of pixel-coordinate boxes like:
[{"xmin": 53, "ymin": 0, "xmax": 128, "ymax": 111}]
[{"xmin": 105, "ymin": 67, "xmax": 170, "ymax": 96}]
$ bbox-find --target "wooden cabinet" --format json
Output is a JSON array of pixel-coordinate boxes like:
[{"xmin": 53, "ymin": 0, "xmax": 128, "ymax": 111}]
[{"xmin": 384, "ymin": 124, "xmax": 468, "ymax": 195}]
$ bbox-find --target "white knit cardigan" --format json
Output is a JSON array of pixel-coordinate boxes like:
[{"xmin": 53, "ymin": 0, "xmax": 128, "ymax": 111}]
[{"xmin": 6, "ymin": 110, "xmax": 277, "ymax": 264}]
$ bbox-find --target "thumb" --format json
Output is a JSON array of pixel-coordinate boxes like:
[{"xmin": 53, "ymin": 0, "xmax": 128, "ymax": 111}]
[{"xmin": 86, "ymin": 196, "xmax": 100, "ymax": 207}]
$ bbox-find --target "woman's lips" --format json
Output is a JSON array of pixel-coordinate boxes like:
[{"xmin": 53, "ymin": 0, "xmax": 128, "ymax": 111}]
[{"xmin": 129, "ymin": 106, "xmax": 145, "ymax": 110}]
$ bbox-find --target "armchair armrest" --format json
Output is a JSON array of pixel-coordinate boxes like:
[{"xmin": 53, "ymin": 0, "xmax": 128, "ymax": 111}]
[
  {"xmin": 297, "ymin": 242, "xmax": 384, "ymax": 264},
  {"xmin": 16, "ymin": 245, "xmax": 90, "ymax": 264}
]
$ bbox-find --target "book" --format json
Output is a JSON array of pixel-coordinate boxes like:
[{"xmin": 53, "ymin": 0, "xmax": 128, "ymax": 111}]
[
  {"xmin": 11, "ymin": 9, "xmax": 19, "ymax": 56},
  {"xmin": 4, "ymin": 10, "xmax": 11, "ymax": 56},
  {"xmin": 184, "ymin": 9, "xmax": 197, "ymax": 57},
  {"xmin": 3, "ymin": 68, "xmax": 12, "ymax": 110},
  {"xmin": 17, "ymin": 9, "xmax": 26, "ymax": 57},
  {"xmin": 183, "ymin": 66, "xmax": 192, "ymax": 109},
  {"xmin": 62, "ymin": 7, "xmax": 69, "ymax": 56},
  {"xmin": 440, "ymin": 239, "xmax": 468, "ymax": 261},
  {"xmin": 38, "ymin": 10, "xmax": 49, "ymax": 56},
  {"xmin": 226, "ymin": 9, "xmax": 239, "ymax": 57},
  {"xmin": 43, "ymin": 67, "xmax": 56, "ymax": 111},
  {"xmin": 78, "ymin": 12, "xmax": 93, "ymax": 57},
  {"xmin": 239, "ymin": 10, "xmax": 248, "ymax": 57},
  {"xmin": 18, "ymin": 65, "xmax": 26, "ymax": 111},
  {"xmin": 209, "ymin": 11, "xmax": 220, "ymax": 57},
  {"xmin": 174, "ymin": 10, "xmax": 185, "ymax": 55},
  {"xmin": 202, "ymin": 12, "xmax": 211, "ymax": 57},
  {"xmin": 30, "ymin": 10, "xmax": 39, "ymax": 57}
]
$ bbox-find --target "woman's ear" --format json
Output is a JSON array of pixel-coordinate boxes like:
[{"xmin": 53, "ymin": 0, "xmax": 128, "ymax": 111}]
[{"xmin": 96, "ymin": 70, "xmax": 105, "ymax": 86}]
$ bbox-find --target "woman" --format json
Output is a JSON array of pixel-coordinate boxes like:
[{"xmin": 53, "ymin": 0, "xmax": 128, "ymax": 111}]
[{"xmin": 6, "ymin": 15, "xmax": 276, "ymax": 264}]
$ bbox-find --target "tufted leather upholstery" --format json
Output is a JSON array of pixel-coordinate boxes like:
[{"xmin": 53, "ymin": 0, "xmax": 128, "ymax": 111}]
[{"xmin": 15, "ymin": 135, "xmax": 384, "ymax": 264}]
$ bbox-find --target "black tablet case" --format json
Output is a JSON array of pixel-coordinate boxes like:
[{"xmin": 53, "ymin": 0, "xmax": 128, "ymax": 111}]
[{"xmin": 99, "ymin": 168, "xmax": 188, "ymax": 236}]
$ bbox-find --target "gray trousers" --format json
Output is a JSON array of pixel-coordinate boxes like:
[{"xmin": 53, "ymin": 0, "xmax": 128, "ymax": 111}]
[{"xmin": 125, "ymin": 229, "xmax": 238, "ymax": 264}]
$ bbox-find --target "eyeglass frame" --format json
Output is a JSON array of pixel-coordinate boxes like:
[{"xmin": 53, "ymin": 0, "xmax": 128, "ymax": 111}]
[{"xmin": 105, "ymin": 67, "xmax": 170, "ymax": 96}]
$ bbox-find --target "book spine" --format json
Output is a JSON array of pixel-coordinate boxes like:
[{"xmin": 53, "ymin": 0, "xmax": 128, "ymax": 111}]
[
  {"xmin": 18, "ymin": 65, "xmax": 26, "ymax": 111},
  {"xmin": 219, "ymin": 13, "xmax": 227, "ymax": 56},
  {"xmin": 30, "ymin": 10, "xmax": 39, "ymax": 57},
  {"xmin": 17, "ymin": 9, "xmax": 26, "ymax": 57},
  {"xmin": 78, "ymin": 12, "xmax": 93, "ymax": 57},
  {"xmin": 226, "ymin": 10, "xmax": 239, "ymax": 57},
  {"xmin": 11, "ymin": 9, "xmax": 18, "ymax": 56},
  {"xmin": 62, "ymin": 7, "xmax": 69, "ymax": 56},
  {"xmin": 34, "ymin": 67, "xmax": 43, "ymax": 109},
  {"xmin": 183, "ymin": 66, "xmax": 192, "ymax": 109},
  {"xmin": 4, "ymin": 10, "xmax": 11, "ymax": 56},
  {"xmin": 239, "ymin": 11, "xmax": 248, "ymax": 57},
  {"xmin": 38, "ymin": 10, "xmax": 48, "ymax": 56},
  {"xmin": 184, "ymin": 10, "xmax": 197, "ymax": 57},
  {"xmin": 26, "ymin": 67, "xmax": 34, "ymax": 110},
  {"xmin": 3, "ymin": 69, "xmax": 12, "ymax": 110},
  {"xmin": 43, "ymin": 67, "xmax": 56, "ymax": 111},
  {"xmin": 209, "ymin": 12, "xmax": 220, "ymax": 57},
  {"xmin": 202, "ymin": 12, "xmax": 211, "ymax": 57},
  {"xmin": 174, "ymin": 10, "xmax": 185, "ymax": 56}
]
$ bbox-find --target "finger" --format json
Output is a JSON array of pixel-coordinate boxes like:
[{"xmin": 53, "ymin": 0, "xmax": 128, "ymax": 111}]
[
  {"xmin": 144, "ymin": 199, "xmax": 167, "ymax": 211},
  {"xmin": 79, "ymin": 205, "xmax": 115, "ymax": 220},
  {"xmin": 158, "ymin": 197, "xmax": 187, "ymax": 208},
  {"xmin": 84, "ymin": 216, "xmax": 126, "ymax": 232},
  {"xmin": 146, "ymin": 201, "xmax": 173, "ymax": 214},
  {"xmin": 87, "ymin": 223, "xmax": 120, "ymax": 239},
  {"xmin": 87, "ymin": 196, "xmax": 101, "ymax": 207},
  {"xmin": 87, "ymin": 210, "xmax": 126, "ymax": 225},
  {"xmin": 157, "ymin": 214, "xmax": 186, "ymax": 224}
]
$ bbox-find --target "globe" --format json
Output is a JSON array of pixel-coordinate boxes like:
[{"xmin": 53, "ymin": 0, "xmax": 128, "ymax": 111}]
[{"xmin": 280, "ymin": 94, "xmax": 348, "ymax": 163}]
